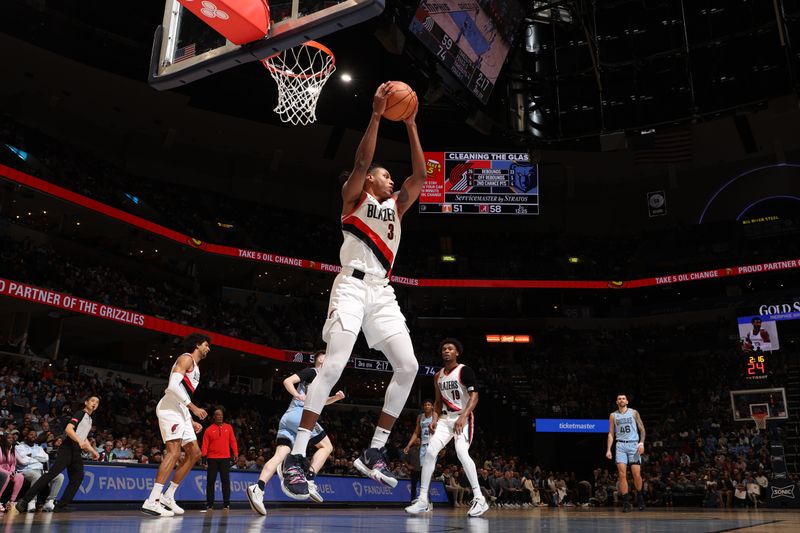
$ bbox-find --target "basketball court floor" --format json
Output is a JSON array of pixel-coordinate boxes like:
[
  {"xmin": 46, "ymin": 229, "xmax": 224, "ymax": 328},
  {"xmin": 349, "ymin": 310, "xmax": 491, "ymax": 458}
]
[{"xmin": 5, "ymin": 507, "xmax": 800, "ymax": 532}]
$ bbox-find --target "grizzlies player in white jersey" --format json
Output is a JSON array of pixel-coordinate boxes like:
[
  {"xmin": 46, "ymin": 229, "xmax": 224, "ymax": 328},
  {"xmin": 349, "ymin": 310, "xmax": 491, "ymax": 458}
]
[
  {"xmin": 406, "ymin": 339, "xmax": 489, "ymax": 518},
  {"xmin": 247, "ymin": 351, "xmax": 345, "ymax": 513},
  {"xmin": 142, "ymin": 333, "xmax": 210, "ymax": 517},
  {"xmin": 281, "ymin": 82, "xmax": 426, "ymax": 499},
  {"xmin": 403, "ymin": 399, "xmax": 436, "ymax": 501},
  {"xmin": 605, "ymin": 393, "xmax": 647, "ymax": 512}
]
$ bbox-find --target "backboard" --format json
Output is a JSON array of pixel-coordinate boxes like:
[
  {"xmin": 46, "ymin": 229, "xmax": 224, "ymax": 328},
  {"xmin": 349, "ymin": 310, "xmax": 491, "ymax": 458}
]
[
  {"xmin": 149, "ymin": 0, "xmax": 385, "ymax": 90},
  {"xmin": 730, "ymin": 387, "xmax": 789, "ymax": 422}
]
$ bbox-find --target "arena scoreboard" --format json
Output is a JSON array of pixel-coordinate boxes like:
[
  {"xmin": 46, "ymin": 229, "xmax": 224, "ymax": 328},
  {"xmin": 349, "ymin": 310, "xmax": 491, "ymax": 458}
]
[
  {"xmin": 409, "ymin": 1, "xmax": 524, "ymax": 104},
  {"xmin": 419, "ymin": 151, "xmax": 539, "ymax": 215}
]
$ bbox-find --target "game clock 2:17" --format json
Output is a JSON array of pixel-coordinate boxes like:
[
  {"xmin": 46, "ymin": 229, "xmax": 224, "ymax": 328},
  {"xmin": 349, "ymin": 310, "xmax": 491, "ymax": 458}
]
[{"xmin": 745, "ymin": 353, "xmax": 767, "ymax": 379}]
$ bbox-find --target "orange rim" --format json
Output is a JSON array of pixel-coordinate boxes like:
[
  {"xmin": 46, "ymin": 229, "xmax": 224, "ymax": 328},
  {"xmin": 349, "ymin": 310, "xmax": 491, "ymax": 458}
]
[{"xmin": 262, "ymin": 40, "xmax": 336, "ymax": 80}]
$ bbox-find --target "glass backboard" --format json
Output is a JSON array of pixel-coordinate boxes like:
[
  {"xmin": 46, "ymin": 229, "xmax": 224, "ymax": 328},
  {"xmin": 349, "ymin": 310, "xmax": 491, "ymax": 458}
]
[
  {"xmin": 730, "ymin": 387, "xmax": 789, "ymax": 422},
  {"xmin": 149, "ymin": 0, "xmax": 385, "ymax": 90}
]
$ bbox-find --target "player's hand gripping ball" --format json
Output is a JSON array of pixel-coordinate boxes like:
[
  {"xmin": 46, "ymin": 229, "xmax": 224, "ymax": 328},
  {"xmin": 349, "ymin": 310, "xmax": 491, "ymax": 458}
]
[{"xmin": 382, "ymin": 81, "xmax": 418, "ymax": 122}]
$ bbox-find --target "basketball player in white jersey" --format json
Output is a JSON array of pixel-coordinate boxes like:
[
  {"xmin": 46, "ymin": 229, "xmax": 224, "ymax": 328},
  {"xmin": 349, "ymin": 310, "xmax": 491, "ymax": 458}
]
[
  {"xmin": 142, "ymin": 333, "xmax": 210, "ymax": 517},
  {"xmin": 744, "ymin": 317, "xmax": 771, "ymax": 352},
  {"xmin": 605, "ymin": 393, "xmax": 646, "ymax": 512},
  {"xmin": 403, "ymin": 399, "xmax": 436, "ymax": 501},
  {"xmin": 280, "ymin": 81, "xmax": 426, "ymax": 499},
  {"xmin": 406, "ymin": 338, "xmax": 489, "ymax": 517}
]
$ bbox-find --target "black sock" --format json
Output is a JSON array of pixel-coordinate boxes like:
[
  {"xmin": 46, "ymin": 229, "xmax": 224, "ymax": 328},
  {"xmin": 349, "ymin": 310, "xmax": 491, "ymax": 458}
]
[
  {"xmin": 257, "ymin": 480, "xmax": 265, "ymax": 490},
  {"xmin": 623, "ymin": 493, "xmax": 630, "ymax": 503}
]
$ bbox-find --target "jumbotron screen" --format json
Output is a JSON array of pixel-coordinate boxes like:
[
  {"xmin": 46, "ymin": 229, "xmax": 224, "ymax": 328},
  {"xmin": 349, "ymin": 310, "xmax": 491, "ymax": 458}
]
[
  {"xmin": 409, "ymin": 0, "xmax": 524, "ymax": 104},
  {"xmin": 419, "ymin": 151, "xmax": 539, "ymax": 215}
]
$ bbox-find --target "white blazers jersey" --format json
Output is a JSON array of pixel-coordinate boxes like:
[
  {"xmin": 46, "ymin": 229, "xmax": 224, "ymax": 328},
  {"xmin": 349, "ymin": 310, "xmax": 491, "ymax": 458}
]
[
  {"xmin": 341, "ymin": 192, "xmax": 401, "ymax": 277},
  {"xmin": 437, "ymin": 364, "xmax": 470, "ymax": 413},
  {"xmin": 165, "ymin": 353, "xmax": 200, "ymax": 403}
]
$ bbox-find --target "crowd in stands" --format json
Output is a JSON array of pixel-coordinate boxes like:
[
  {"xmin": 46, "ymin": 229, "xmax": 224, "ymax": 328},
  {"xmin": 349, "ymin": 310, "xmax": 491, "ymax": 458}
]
[
  {"xmin": 3, "ymin": 114, "xmax": 799, "ymax": 283},
  {"xmin": 0, "ymin": 319, "xmax": 795, "ymax": 511},
  {"xmin": 1, "ymin": 115, "xmax": 798, "ymax": 511}
]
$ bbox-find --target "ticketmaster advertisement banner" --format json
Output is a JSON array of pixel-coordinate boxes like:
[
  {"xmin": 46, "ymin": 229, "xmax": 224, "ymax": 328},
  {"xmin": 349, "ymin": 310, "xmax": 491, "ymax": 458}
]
[
  {"xmin": 535, "ymin": 419, "xmax": 609, "ymax": 433},
  {"xmin": 60, "ymin": 464, "xmax": 448, "ymax": 503}
]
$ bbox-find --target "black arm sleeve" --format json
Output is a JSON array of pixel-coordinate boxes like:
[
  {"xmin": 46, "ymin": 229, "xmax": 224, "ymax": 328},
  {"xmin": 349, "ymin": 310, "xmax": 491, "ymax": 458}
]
[
  {"xmin": 296, "ymin": 368, "xmax": 318, "ymax": 384},
  {"xmin": 67, "ymin": 411, "xmax": 86, "ymax": 430},
  {"xmin": 460, "ymin": 366, "xmax": 478, "ymax": 392}
]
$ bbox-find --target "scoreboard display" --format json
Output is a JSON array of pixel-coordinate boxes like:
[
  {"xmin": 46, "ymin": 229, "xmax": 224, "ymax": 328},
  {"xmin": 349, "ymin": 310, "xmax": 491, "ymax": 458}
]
[
  {"xmin": 409, "ymin": 1, "xmax": 524, "ymax": 104},
  {"xmin": 419, "ymin": 151, "xmax": 539, "ymax": 215}
]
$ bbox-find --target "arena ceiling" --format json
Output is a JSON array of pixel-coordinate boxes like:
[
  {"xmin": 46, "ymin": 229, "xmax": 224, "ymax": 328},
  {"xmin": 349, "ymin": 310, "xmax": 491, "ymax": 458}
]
[{"xmin": 3, "ymin": 0, "xmax": 800, "ymax": 149}]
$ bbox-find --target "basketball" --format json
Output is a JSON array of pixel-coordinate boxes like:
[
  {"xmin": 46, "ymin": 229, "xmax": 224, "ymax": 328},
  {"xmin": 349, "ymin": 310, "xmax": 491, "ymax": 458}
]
[{"xmin": 383, "ymin": 81, "xmax": 418, "ymax": 122}]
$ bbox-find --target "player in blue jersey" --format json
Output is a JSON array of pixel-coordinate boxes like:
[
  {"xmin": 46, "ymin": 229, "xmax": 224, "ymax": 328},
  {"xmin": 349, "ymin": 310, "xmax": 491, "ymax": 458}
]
[
  {"xmin": 403, "ymin": 399, "xmax": 436, "ymax": 502},
  {"xmin": 606, "ymin": 393, "xmax": 646, "ymax": 512},
  {"xmin": 246, "ymin": 351, "xmax": 345, "ymax": 515}
]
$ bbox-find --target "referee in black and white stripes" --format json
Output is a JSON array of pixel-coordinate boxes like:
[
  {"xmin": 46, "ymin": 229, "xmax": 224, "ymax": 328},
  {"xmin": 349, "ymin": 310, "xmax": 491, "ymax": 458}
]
[{"xmin": 16, "ymin": 395, "xmax": 100, "ymax": 513}]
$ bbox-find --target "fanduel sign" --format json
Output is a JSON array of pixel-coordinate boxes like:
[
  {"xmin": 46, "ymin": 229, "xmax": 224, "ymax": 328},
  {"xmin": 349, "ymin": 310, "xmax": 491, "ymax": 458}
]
[
  {"xmin": 535, "ymin": 419, "xmax": 608, "ymax": 433},
  {"xmin": 59, "ymin": 464, "xmax": 448, "ymax": 503}
]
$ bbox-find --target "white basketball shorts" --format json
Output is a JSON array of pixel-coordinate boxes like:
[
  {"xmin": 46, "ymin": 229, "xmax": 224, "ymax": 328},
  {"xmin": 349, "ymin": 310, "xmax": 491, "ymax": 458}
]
[
  {"xmin": 322, "ymin": 271, "xmax": 408, "ymax": 348},
  {"xmin": 156, "ymin": 395, "xmax": 197, "ymax": 445},
  {"xmin": 428, "ymin": 411, "xmax": 475, "ymax": 450}
]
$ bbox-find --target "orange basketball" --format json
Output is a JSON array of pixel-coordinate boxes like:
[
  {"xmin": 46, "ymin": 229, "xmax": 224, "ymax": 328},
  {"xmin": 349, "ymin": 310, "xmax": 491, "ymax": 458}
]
[{"xmin": 383, "ymin": 81, "xmax": 418, "ymax": 122}]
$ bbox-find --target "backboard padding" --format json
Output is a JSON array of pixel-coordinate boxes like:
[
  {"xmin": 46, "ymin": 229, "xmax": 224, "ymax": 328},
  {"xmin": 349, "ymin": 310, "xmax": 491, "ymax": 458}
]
[{"xmin": 149, "ymin": 0, "xmax": 385, "ymax": 90}]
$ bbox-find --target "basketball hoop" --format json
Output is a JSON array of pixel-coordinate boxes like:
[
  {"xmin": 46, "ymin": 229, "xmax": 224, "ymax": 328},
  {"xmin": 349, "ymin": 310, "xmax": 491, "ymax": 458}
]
[
  {"xmin": 751, "ymin": 412, "xmax": 768, "ymax": 431},
  {"xmin": 262, "ymin": 41, "xmax": 336, "ymax": 126}
]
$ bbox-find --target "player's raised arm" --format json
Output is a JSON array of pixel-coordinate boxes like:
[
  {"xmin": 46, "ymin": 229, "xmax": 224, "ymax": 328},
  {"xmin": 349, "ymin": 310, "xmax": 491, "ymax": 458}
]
[
  {"xmin": 396, "ymin": 101, "xmax": 425, "ymax": 216},
  {"xmin": 342, "ymin": 82, "xmax": 391, "ymax": 212}
]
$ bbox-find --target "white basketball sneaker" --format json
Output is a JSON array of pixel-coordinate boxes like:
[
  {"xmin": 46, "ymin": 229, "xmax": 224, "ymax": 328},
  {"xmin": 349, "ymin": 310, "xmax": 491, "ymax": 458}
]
[
  {"xmin": 467, "ymin": 497, "xmax": 489, "ymax": 517},
  {"xmin": 159, "ymin": 494, "xmax": 184, "ymax": 515},
  {"xmin": 246, "ymin": 484, "xmax": 267, "ymax": 516},
  {"xmin": 405, "ymin": 498, "xmax": 432, "ymax": 514},
  {"xmin": 141, "ymin": 499, "xmax": 174, "ymax": 517}
]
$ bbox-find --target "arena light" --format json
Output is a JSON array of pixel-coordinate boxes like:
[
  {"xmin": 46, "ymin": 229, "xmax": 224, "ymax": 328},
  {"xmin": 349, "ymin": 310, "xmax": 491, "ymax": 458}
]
[
  {"xmin": 486, "ymin": 334, "xmax": 531, "ymax": 344},
  {"xmin": 441, "ymin": 254, "xmax": 457, "ymax": 262},
  {"xmin": 568, "ymin": 256, "xmax": 580, "ymax": 263}
]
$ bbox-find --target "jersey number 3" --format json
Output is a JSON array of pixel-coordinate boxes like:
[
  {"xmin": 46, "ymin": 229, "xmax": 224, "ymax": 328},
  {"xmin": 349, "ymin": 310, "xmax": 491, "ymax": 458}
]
[{"xmin": 387, "ymin": 223, "xmax": 395, "ymax": 240}]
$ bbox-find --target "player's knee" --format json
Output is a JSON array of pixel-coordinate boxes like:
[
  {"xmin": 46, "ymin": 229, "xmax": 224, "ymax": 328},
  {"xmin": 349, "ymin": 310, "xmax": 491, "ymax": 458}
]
[
  {"xmin": 188, "ymin": 447, "xmax": 202, "ymax": 462},
  {"xmin": 319, "ymin": 438, "xmax": 333, "ymax": 454},
  {"xmin": 320, "ymin": 357, "xmax": 348, "ymax": 380},
  {"xmin": 393, "ymin": 355, "xmax": 418, "ymax": 380}
]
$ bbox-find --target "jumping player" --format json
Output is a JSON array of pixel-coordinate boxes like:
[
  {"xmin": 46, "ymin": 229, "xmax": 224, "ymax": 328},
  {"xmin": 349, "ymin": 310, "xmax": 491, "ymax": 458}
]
[
  {"xmin": 142, "ymin": 333, "xmax": 210, "ymax": 517},
  {"xmin": 406, "ymin": 338, "xmax": 488, "ymax": 518},
  {"xmin": 605, "ymin": 393, "xmax": 646, "ymax": 512},
  {"xmin": 403, "ymin": 399, "xmax": 436, "ymax": 501},
  {"xmin": 280, "ymin": 81, "xmax": 426, "ymax": 499},
  {"xmin": 246, "ymin": 351, "xmax": 345, "ymax": 513}
]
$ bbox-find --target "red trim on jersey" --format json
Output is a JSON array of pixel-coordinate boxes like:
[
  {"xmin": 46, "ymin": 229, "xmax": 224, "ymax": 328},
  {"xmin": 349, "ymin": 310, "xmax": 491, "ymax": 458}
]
[
  {"xmin": 182, "ymin": 375, "xmax": 196, "ymax": 393},
  {"xmin": 443, "ymin": 364, "xmax": 461, "ymax": 376},
  {"xmin": 442, "ymin": 396, "xmax": 461, "ymax": 412},
  {"xmin": 342, "ymin": 192, "xmax": 368, "ymax": 219},
  {"xmin": 469, "ymin": 412, "xmax": 474, "ymax": 445},
  {"xmin": 341, "ymin": 216, "xmax": 395, "ymax": 267}
]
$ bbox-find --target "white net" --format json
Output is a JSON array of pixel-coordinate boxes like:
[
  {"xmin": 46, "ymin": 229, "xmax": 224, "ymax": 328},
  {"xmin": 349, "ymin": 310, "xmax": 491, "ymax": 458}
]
[
  {"xmin": 752, "ymin": 413, "xmax": 768, "ymax": 430},
  {"xmin": 262, "ymin": 41, "xmax": 336, "ymax": 126}
]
